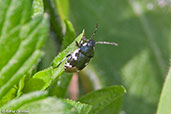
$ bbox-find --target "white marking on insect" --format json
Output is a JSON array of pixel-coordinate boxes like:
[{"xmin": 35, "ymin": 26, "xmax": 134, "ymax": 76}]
[
  {"xmin": 65, "ymin": 62, "xmax": 72, "ymax": 68},
  {"xmin": 83, "ymin": 43, "xmax": 87, "ymax": 46},
  {"xmin": 71, "ymin": 49, "xmax": 80, "ymax": 60},
  {"xmin": 80, "ymin": 40, "xmax": 83, "ymax": 44}
]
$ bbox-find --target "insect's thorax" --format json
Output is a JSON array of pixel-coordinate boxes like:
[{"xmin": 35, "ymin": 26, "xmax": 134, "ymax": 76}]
[
  {"xmin": 80, "ymin": 45, "xmax": 94, "ymax": 57},
  {"xmin": 80, "ymin": 39, "xmax": 95, "ymax": 57}
]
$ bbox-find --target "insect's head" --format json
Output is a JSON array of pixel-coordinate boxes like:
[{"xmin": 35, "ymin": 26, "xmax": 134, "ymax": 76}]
[{"xmin": 87, "ymin": 40, "xmax": 95, "ymax": 47}]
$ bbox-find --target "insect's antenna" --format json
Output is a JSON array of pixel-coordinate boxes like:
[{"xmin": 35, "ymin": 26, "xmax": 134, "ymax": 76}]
[
  {"xmin": 90, "ymin": 24, "xmax": 98, "ymax": 40},
  {"xmin": 96, "ymin": 41, "xmax": 118, "ymax": 46}
]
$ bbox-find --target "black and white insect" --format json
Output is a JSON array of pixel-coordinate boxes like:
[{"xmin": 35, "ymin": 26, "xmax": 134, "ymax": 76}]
[{"xmin": 55, "ymin": 24, "xmax": 118, "ymax": 73}]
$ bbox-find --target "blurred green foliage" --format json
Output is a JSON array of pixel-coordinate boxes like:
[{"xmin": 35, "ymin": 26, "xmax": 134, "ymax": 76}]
[
  {"xmin": 157, "ymin": 67, "xmax": 171, "ymax": 114},
  {"xmin": 69, "ymin": 0, "xmax": 171, "ymax": 113},
  {"xmin": 0, "ymin": 0, "xmax": 171, "ymax": 113}
]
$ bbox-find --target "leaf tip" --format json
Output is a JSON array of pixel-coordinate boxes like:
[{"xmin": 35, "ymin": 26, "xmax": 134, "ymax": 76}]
[
  {"xmin": 82, "ymin": 29, "xmax": 85, "ymax": 35},
  {"xmin": 120, "ymin": 85, "xmax": 126, "ymax": 93}
]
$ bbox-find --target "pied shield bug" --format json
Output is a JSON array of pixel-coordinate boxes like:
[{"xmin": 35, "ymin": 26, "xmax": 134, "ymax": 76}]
[{"xmin": 55, "ymin": 24, "xmax": 118, "ymax": 73}]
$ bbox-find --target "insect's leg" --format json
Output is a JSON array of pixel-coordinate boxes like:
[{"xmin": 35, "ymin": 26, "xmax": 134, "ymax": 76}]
[
  {"xmin": 79, "ymin": 37, "xmax": 88, "ymax": 46},
  {"xmin": 75, "ymin": 41, "xmax": 80, "ymax": 47},
  {"xmin": 54, "ymin": 54, "xmax": 71, "ymax": 68}
]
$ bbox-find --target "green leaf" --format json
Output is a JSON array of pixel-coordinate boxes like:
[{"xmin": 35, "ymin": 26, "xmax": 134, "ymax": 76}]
[
  {"xmin": 56, "ymin": 0, "xmax": 69, "ymax": 20},
  {"xmin": 78, "ymin": 86, "xmax": 126, "ymax": 114},
  {"xmin": 22, "ymin": 31, "xmax": 84, "ymax": 93},
  {"xmin": 0, "ymin": 0, "xmax": 32, "ymax": 70},
  {"xmin": 0, "ymin": 50, "xmax": 43, "ymax": 100},
  {"xmin": 1, "ymin": 91, "xmax": 91, "ymax": 114},
  {"xmin": 23, "ymin": 68, "xmax": 53, "ymax": 93},
  {"xmin": 61, "ymin": 20, "xmax": 75, "ymax": 50},
  {"xmin": 48, "ymin": 73, "xmax": 72, "ymax": 97},
  {"xmin": 32, "ymin": 0, "xmax": 44, "ymax": 17},
  {"xmin": 70, "ymin": 0, "xmax": 171, "ymax": 113},
  {"xmin": 157, "ymin": 66, "xmax": 171, "ymax": 114},
  {"xmin": 0, "ymin": 0, "xmax": 49, "ymax": 101},
  {"xmin": 18, "ymin": 97, "xmax": 91, "ymax": 114},
  {"xmin": 0, "ymin": 87, "xmax": 17, "ymax": 107},
  {"xmin": 16, "ymin": 76, "xmax": 26, "ymax": 97},
  {"xmin": 63, "ymin": 99, "xmax": 92, "ymax": 114},
  {"xmin": 1, "ymin": 91, "xmax": 48, "ymax": 110}
]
